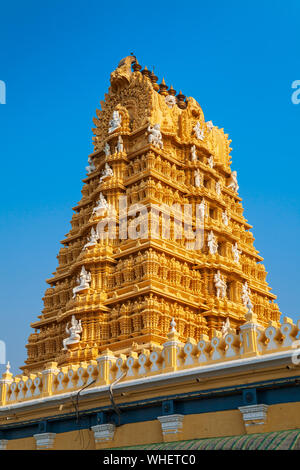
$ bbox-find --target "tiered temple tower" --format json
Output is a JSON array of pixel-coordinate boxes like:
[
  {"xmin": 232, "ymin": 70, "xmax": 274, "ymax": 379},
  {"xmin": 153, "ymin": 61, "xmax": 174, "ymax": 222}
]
[{"xmin": 23, "ymin": 56, "xmax": 280, "ymax": 374}]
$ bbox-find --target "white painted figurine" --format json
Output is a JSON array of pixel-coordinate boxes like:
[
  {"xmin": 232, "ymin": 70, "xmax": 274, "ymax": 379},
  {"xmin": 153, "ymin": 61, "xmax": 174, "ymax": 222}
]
[
  {"xmin": 222, "ymin": 209, "xmax": 229, "ymax": 226},
  {"xmin": 191, "ymin": 145, "xmax": 197, "ymax": 161},
  {"xmin": 232, "ymin": 242, "xmax": 242, "ymax": 263},
  {"xmin": 193, "ymin": 121, "xmax": 204, "ymax": 140},
  {"xmin": 207, "ymin": 120, "xmax": 214, "ymax": 131},
  {"xmin": 221, "ymin": 318, "xmax": 231, "ymax": 336},
  {"xmin": 208, "ymin": 155, "xmax": 214, "ymax": 169},
  {"xmin": 83, "ymin": 227, "xmax": 98, "ymax": 250},
  {"xmin": 165, "ymin": 95, "xmax": 176, "ymax": 108},
  {"xmin": 216, "ymin": 181, "xmax": 222, "ymax": 197},
  {"xmin": 63, "ymin": 315, "xmax": 83, "ymax": 350},
  {"xmin": 194, "ymin": 169, "xmax": 201, "ymax": 187},
  {"xmin": 99, "ymin": 163, "xmax": 113, "ymax": 183},
  {"xmin": 86, "ymin": 157, "xmax": 96, "ymax": 175},
  {"xmin": 115, "ymin": 135, "xmax": 124, "ymax": 153},
  {"xmin": 241, "ymin": 281, "xmax": 251, "ymax": 307},
  {"xmin": 72, "ymin": 267, "xmax": 91, "ymax": 299},
  {"xmin": 208, "ymin": 230, "xmax": 218, "ymax": 255},
  {"xmin": 108, "ymin": 110, "xmax": 122, "ymax": 134},
  {"xmin": 147, "ymin": 123, "xmax": 163, "ymax": 149},
  {"xmin": 227, "ymin": 171, "xmax": 239, "ymax": 192},
  {"xmin": 214, "ymin": 270, "xmax": 227, "ymax": 299},
  {"xmin": 104, "ymin": 142, "xmax": 111, "ymax": 157},
  {"xmin": 92, "ymin": 192, "xmax": 108, "ymax": 215}
]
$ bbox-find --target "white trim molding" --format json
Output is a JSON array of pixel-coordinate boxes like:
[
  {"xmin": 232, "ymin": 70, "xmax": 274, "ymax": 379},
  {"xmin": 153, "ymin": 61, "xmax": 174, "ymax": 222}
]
[
  {"xmin": 33, "ymin": 432, "xmax": 56, "ymax": 450},
  {"xmin": 157, "ymin": 414, "xmax": 184, "ymax": 436},
  {"xmin": 91, "ymin": 423, "xmax": 116, "ymax": 444},
  {"xmin": 238, "ymin": 404, "xmax": 268, "ymax": 426}
]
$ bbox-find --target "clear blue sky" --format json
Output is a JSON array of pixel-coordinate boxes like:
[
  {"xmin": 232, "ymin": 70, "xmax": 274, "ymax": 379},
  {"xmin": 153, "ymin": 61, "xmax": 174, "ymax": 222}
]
[{"xmin": 0, "ymin": 0, "xmax": 299, "ymax": 375}]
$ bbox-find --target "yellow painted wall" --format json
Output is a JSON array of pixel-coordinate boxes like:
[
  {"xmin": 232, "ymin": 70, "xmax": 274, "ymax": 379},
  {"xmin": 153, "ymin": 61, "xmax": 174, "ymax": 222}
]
[{"xmin": 5, "ymin": 401, "xmax": 300, "ymax": 450}]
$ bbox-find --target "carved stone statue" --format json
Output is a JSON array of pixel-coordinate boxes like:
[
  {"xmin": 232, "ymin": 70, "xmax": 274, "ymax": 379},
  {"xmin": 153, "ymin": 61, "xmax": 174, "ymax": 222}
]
[
  {"xmin": 221, "ymin": 318, "xmax": 231, "ymax": 336},
  {"xmin": 115, "ymin": 135, "xmax": 124, "ymax": 153},
  {"xmin": 85, "ymin": 157, "xmax": 96, "ymax": 175},
  {"xmin": 216, "ymin": 181, "xmax": 222, "ymax": 197},
  {"xmin": 208, "ymin": 155, "xmax": 214, "ymax": 169},
  {"xmin": 83, "ymin": 227, "xmax": 98, "ymax": 250},
  {"xmin": 99, "ymin": 163, "xmax": 113, "ymax": 183},
  {"xmin": 108, "ymin": 110, "xmax": 122, "ymax": 134},
  {"xmin": 193, "ymin": 121, "xmax": 204, "ymax": 140},
  {"xmin": 208, "ymin": 230, "xmax": 218, "ymax": 255},
  {"xmin": 72, "ymin": 267, "xmax": 91, "ymax": 298},
  {"xmin": 148, "ymin": 124, "xmax": 163, "ymax": 149},
  {"xmin": 232, "ymin": 242, "xmax": 242, "ymax": 263},
  {"xmin": 227, "ymin": 171, "xmax": 239, "ymax": 192},
  {"xmin": 104, "ymin": 142, "xmax": 111, "ymax": 157},
  {"xmin": 222, "ymin": 209, "xmax": 229, "ymax": 226},
  {"xmin": 110, "ymin": 56, "xmax": 135, "ymax": 92},
  {"xmin": 191, "ymin": 145, "xmax": 197, "ymax": 161},
  {"xmin": 92, "ymin": 192, "xmax": 108, "ymax": 216},
  {"xmin": 199, "ymin": 199, "xmax": 206, "ymax": 220},
  {"xmin": 214, "ymin": 270, "xmax": 227, "ymax": 299},
  {"xmin": 207, "ymin": 120, "xmax": 214, "ymax": 131},
  {"xmin": 165, "ymin": 95, "xmax": 177, "ymax": 108},
  {"xmin": 63, "ymin": 315, "xmax": 83, "ymax": 350},
  {"xmin": 194, "ymin": 169, "xmax": 201, "ymax": 187},
  {"xmin": 242, "ymin": 281, "xmax": 251, "ymax": 307}
]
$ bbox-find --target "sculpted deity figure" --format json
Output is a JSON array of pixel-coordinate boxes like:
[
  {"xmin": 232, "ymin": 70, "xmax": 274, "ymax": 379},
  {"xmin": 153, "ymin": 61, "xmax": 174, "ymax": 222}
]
[
  {"xmin": 208, "ymin": 155, "xmax": 214, "ymax": 168},
  {"xmin": 72, "ymin": 267, "xmax": 91, "ymax": 298},
  {"xmin": 108, "ymin": 110, "xmax": 122, "ymax": 134},
  {"xmin": 221, "ymin": 317, "xmax": 231, "ymax": 336},
  {"xmin": 227, "ymin": 171, "xmax": 239, "ymax": 192},
  {"xmin": 191, "ymin": 145, "xmax": 197, "ymax": 161},
  {"xmin": 165, "ymin": 94, "xmax": 177, "ymax": 108},
  {"xmin": 242, "ymin": 281, "xmax": 251, "ymax": 307},
  {"xmin": 232, "ymin": 242, "xmax": 242, "ymax": 263},
  {"xmin": 216, "ymin": 181, "xmax": 222, "ymax": 197},
  {"xmin": 92, "ymin": 192, "xmax": 108, "ymax": 215},
  {"xmin": 83, "ymin": 227, "xmax": 98, "ymax": 250},
  {"xmin": 86, "ymin": 157, "xmax": 96, "ymax": 175},
  {"xmin": 104, "ymin": 142, "xmax": 111, "ymax": 157},
  {"xmin": 207, "ymin": 120, "xmax": 214, "ymax": 131},
  {"xmin": 222, "ymin": 209, "xmax": 229, "ymax": 226},
  {"xmin": 193, "ymin": 121, "xmax": 204, "ymax": 140},
  {"xmin": 199, "ymin": 198, "xmax": 206, "ymax": 220},
  {"xmin": 147, "ymin": 123, "xmax": 163, "ymax": 149},
  {"xmin": 208, "ymin": 230, "xmax": 218, "ymax": 255},
  {"xmin": 115, "ymin": 135, "xmax": 124, "ymax": 153},
  {"xmin": 62, "ymin": 315, "xmax": 83, "ymax": 350},
  {"xmin": 214, "ymin": 270, "xmax": 227, "ymax": 299},
  {"xmin": 99, "ymin": 163, "xmax": 113, "ymax": 183},
  {"xmin": 194, "ymin": 169, "xmax": 201, "ymax": 187}
]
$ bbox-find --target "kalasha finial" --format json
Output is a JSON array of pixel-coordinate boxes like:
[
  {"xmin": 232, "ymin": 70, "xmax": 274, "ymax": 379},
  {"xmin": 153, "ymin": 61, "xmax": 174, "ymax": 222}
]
[
  {"xmin": 141, "ymin": 66, "xmax": 151, "ymax": 79},
  {"xmin": 168, "ymin": 85, "xmax": 177, "ymax": 96},
  {"xmin": 150, "ymin": 69, "xmax": 159, "ymax": 91},
  {"xmin": 170, "ymin": 317, "xmax": 177, "ymax": 333},
  {"xmin": 132, "ymin": 58, "xmax": 142, "ymax": 72},
  {"xmin": 176, "ymin": 90, "xmax": 186, "ymax": 109},
  {"xmin": 247, "ymin": 298, "xmax": 253, "ymax": 314},
  {"xmin": 159, "ymin": 77, "xmax": 169, "ymax": 96}
]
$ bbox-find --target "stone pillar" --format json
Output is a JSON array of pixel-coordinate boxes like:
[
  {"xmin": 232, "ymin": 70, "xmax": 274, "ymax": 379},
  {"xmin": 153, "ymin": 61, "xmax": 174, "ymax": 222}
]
[
  {"xmin": 96, "ymin": 349, "xmax": 116, "ymax": 386},
  {"xmin": 162, "ymin": 319, "xmax": 182, "ymax": 373},
  {"xmin": 91, "ymin": 424, "xmax": 116, "ymax": 449},
  {"xmin": 42, "ymin": 362, "xmax": 59, "ymax": 397},
  {"xmin": 33, "ymin": 433, "xmax": 56, "ymax": 450},
  {"xmin": 239, "ymin": 310, "xmax": 262, "ymax": 357},
  {"xmin": 157, "ymin": 415, "xmax": 184, "ymax": 442}
]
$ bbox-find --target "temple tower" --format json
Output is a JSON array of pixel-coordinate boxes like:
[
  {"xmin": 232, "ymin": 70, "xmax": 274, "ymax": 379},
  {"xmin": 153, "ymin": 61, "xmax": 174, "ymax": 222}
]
[{"xmin": 23, "ymin": 56, "xmax": 280, "ymax": 373}]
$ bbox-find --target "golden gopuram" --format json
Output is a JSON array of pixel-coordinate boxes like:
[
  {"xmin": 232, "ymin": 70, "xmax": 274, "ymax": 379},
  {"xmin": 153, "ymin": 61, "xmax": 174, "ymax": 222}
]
[{"xmin": 1, "ymin": 56, "xmax": 300, "ymax": 451}]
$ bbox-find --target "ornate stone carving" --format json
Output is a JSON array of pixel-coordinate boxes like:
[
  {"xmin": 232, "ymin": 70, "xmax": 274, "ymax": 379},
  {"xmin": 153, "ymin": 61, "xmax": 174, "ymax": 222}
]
[
  {"xmin": 92, "ymin": 192, "xmax": 108, "ymax": 216},
  {"xmin": 208, "ymin": 155, "xmax": 214, "ymax": 168},
  {"xmin": 242, "ymin": 282, "xmax": 251, "ymax": 307},
  {"xmin": 232, "ymin": 242, "xmax": 242, "ymax": 263},
  {"xmin": 222, "ymin": 209, "xmax": 229, "ymax": 226},
  {"xmin": 104, "ymin": 142, "xmax": 111, "ymax": 157},
  {"xmin": 193, "ymin": 121, "xmax": 204, "ymax": 140},
  {"xmin": 165, "ymin": 94, "xmax": 177, "ymax": 108},
  {"xmin": 63, "ymin": 316, "xmax": 82, "ymax": 350},
  {"xmin": 194, "ymin": 169, "xmax": 201, "ymax": 187},
  {"xmin": 148, "ymin": 124, "xmax": 163, "ymax": 149},
  {"xmin": 72, "ymin": 267, "xmax": 91, "ymax": 298},
  {"xmin": 86, "ymin": 157, "xmax": 96, "ymax": 175},
  {"xmin": 99, "ymin": 163, "xmax": 113, "ymax": 183},
  {"xmin": 83, "ymin": 227, "xmax": 98, "ymax": 250},
  {"xmin": 115, "ymin": 135, "xmax": 124, "ymax": 153},
  {"xmin": 191, "ymin": 145, "xmax": 197, "ymax": 161},
  {"xmin": 108, "ymin": 110, "xmax": 122, "ymax": 134},
  {"xmin": 214, "ymin": 270, "xmax": 227, "ymax": 299},
  {"xmin": 208, "ymin": 231, "xmax": 218, "ymax": 255},
  {"xmin": 227, "ymin": 170, "xmax": 239, "ymax": 192}
]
